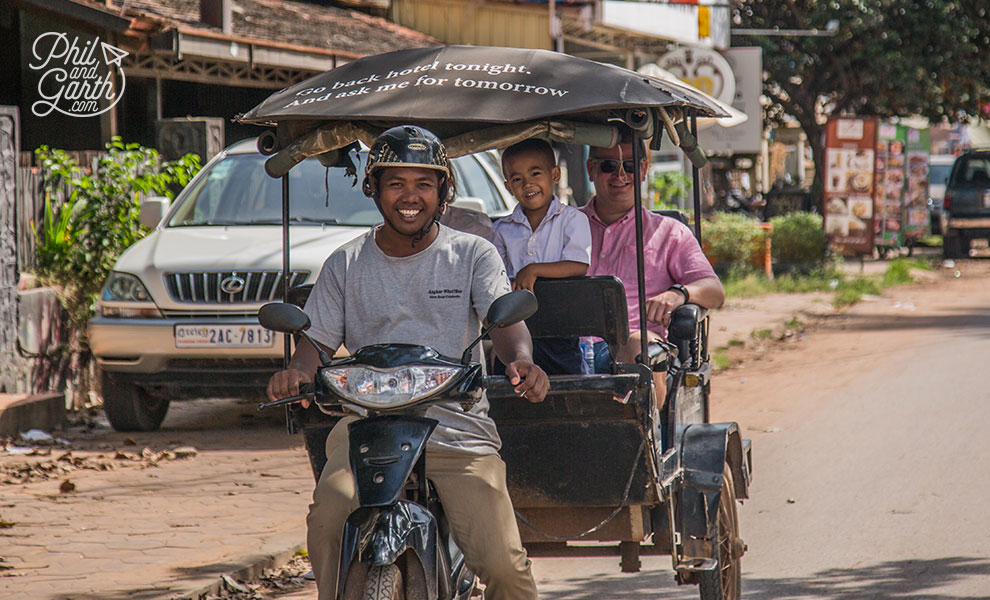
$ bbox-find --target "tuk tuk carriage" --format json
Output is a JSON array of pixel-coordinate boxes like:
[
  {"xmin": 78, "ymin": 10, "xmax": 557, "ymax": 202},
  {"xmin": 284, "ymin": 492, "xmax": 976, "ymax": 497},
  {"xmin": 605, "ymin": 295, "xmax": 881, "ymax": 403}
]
[{"xmin": 242, "ymin": 45, "xmax": 752, "ymax": 599}]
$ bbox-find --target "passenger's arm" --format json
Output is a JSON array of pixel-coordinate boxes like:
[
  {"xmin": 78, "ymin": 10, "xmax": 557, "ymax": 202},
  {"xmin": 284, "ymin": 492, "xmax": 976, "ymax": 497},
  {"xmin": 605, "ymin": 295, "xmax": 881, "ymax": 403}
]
[
  {"xmin": 685, "ymin": 276, "xmax": 725, "ymax": 310},
  {"xmin": 489, "ymin": 322, "xmax": 549, "ymax": 403},
  {"xmin": 512, "ymin": 261, "xmax": 588, "ymax": 291},
  {"xmin": 644, "ymin": 276, "xmax": 725, "ymax": 328}
]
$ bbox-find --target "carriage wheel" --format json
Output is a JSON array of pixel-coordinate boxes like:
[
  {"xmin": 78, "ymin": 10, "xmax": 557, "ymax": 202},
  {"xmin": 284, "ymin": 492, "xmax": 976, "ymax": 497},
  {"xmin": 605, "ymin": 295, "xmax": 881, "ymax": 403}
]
[{"xmin": 699, "ymin": 463, "xmax": 742, "ymax": 600}]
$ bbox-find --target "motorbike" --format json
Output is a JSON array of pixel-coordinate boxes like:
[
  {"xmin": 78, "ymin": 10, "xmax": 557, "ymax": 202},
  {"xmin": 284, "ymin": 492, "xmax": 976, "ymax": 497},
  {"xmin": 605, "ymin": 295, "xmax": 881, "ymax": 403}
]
[{"xmin": 257, "ymin": 290, "xmax": 538, "ymax": 600}]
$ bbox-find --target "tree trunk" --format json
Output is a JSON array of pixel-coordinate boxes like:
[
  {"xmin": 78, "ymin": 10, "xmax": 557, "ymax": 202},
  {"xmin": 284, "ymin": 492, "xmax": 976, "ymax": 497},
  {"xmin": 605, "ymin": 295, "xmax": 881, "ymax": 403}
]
[{"xmin": 795, "ymin": 117, "xmax": 825, "ymax": 213}]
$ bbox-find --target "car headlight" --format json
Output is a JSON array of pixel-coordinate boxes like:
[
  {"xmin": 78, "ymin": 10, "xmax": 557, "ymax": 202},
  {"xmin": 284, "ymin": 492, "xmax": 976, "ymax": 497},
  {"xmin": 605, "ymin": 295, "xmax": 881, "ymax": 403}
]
[
  {"xmin": 103, "ymin": 272, "xmax": 152, "ymax": 302},
  {"xmin": 319, "ymin": 365, "xmax": 463, "ymax": 409}
]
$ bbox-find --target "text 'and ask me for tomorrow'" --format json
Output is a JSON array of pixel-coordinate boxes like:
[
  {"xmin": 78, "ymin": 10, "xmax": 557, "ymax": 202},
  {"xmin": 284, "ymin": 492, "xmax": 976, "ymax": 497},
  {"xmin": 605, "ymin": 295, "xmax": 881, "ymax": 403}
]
[{"xmin": 284, "ymin": 61, "xmax": 569, "ymax": 107}]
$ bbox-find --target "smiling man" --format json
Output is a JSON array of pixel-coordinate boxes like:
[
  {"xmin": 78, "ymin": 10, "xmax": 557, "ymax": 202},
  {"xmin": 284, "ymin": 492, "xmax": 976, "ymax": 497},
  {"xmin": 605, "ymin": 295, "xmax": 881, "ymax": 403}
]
[
  {"xmin": 582, "ymin": 128, "xmax": 725, "ymax": 374},
  {"xmin": 266, "ymin": 125, "xmax": 546, "ymax": 600}
]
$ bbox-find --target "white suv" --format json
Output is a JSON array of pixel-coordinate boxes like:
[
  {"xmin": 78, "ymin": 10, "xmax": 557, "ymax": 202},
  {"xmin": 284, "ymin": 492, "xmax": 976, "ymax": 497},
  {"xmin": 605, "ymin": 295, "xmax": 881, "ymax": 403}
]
[{"xmin": 89, "ymin": 139, "xmax": 514, "ymax": 431}]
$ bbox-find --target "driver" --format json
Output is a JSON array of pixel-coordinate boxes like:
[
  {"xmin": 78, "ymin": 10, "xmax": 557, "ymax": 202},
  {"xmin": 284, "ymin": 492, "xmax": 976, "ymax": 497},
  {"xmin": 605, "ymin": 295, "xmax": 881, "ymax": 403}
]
[
  {"xmin": 582, "ymin": 128, "xmax": 725, "ymax": 376},
  {"xmin": 266, "ymin": 125, "xmax": 546, "ymax": 600}
]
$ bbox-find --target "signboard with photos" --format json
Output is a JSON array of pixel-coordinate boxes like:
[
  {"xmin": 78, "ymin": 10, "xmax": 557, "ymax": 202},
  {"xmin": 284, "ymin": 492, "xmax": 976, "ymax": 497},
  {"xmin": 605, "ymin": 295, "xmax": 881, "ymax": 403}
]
[
  {"xmin": 874, "ymin": 123, "xmax": 907, "ymax": 246},
  {"xmin": 903, "ymin": 127, "xmax": 931, "ymax": 240},
  {"xmin": 824, "ymin": 117, "xmax": 877, "ymax": 254}
]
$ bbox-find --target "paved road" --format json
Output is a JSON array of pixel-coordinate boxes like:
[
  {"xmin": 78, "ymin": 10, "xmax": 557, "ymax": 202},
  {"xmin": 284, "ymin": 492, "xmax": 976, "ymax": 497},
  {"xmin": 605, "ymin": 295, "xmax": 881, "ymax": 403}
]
[{"xmin": 532, "ymin": 261, "xmax": 990, "ymax": 598}]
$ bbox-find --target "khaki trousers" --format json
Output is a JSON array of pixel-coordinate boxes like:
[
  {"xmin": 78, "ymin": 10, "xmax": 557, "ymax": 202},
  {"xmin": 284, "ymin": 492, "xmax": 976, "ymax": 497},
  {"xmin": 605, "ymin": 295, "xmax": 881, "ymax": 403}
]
[{"xmin": 307, "ymin": 416, "xmax": 538, "ymax": 600}]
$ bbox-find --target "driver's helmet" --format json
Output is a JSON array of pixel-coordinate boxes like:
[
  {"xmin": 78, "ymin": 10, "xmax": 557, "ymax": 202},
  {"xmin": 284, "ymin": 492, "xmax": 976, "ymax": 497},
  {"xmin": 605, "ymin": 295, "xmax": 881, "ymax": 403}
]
[{"xmin": 362, "ymin": 125, "xmax": 452, "ymax": 199}]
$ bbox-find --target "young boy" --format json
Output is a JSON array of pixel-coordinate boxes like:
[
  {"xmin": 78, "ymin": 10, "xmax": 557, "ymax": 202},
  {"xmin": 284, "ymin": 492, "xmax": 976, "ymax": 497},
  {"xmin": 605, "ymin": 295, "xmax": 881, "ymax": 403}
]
[{"xmin": 492, "ymin": 138, "xmax": 592, "ymax": 374}]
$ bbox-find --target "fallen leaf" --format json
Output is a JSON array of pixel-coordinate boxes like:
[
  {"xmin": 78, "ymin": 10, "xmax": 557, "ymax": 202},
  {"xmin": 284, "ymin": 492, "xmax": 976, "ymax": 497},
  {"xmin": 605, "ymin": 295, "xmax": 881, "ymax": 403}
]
[
  {"xmin": 59, "ymin": 479, "xmax": 76, "ymax": 493},
  {"xmin": 222, "ymin": 574, "xmax": 249, "ymax": 593}
]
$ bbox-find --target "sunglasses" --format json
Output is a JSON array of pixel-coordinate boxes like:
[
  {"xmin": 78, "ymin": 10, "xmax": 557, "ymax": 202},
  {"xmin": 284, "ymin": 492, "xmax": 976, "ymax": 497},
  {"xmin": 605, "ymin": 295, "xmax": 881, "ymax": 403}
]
[{"xmin": 592, "ymin": 158, "xmax": 643, "ymax": 174}]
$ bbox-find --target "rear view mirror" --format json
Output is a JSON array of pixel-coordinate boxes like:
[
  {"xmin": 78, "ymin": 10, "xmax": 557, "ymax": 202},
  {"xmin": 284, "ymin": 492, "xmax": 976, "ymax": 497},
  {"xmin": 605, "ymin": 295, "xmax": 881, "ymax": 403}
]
[
  {"xmin": 486, "ymin": 290, "xmax": 538, "ymax": 328},
  {"xmin": 139, "ymin": 196, "xmax": 169, "ymax": 228},
  {"xmin": 258, "ymin": 302, "xmax": 311, "ymax": 334}
]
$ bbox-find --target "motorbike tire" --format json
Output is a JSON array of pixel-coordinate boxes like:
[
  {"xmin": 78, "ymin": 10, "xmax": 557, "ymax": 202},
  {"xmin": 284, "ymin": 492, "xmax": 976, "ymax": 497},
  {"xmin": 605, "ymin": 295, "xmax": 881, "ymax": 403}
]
[
  {"xmin": 364, "ymin": 564, "xmax": 404, "ymax": 600},
  {"xmin": 101, "ymin": 373, "xmax": 170, "ymax": 432},
  {"xmin": 698, "ymin": 463, "xmax": 742, "ymax": 600}
]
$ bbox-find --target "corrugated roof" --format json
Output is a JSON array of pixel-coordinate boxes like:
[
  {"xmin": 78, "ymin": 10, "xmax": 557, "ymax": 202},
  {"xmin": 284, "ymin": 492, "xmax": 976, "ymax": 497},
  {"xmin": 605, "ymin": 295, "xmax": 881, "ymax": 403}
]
[{"xmin": 101, "ymin": 0, "xmax": 439, "ymax": 56}]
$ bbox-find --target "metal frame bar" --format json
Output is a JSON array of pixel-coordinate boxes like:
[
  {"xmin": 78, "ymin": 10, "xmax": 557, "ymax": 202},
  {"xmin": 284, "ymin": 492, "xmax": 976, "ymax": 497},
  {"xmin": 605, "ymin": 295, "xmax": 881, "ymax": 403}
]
[{"xmin": 631, "ymin": 136, "xmax": 649, "ymax": 366}]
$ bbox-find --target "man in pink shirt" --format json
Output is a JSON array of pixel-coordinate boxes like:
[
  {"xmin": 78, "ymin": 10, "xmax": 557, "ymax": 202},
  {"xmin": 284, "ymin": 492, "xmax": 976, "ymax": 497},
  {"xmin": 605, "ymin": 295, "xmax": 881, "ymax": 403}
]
[{"xmin": 581, "ymin": 129, "xmax": 725, "ymax": 377}]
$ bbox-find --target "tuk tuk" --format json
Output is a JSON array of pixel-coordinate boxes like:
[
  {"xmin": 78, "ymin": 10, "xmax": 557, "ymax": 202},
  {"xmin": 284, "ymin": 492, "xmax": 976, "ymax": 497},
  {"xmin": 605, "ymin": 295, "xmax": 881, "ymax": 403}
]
[{"xmin": 242, "ymin": 45, "xmax": 752, "ymax": 599}]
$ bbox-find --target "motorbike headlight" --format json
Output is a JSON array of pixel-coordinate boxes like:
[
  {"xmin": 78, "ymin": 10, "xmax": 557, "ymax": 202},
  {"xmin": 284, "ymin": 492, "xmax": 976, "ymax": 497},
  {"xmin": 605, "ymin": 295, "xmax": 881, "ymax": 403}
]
[
  {"xmin": 319, "ymin": 365, "xmax": 463, "ymax": 409},
  {"xmin": 102, "ymin": 272, "xmax": 153, "ymax": 302}
]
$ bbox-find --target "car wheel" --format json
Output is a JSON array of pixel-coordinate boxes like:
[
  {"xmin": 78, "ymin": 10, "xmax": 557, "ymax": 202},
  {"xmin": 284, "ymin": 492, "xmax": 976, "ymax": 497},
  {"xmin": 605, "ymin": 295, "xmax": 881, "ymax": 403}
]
[
  {"xmin": 101, "ymin": 373, "xmax": 170, "ymax": 432},
  {"xmin": 943, "ymin": 230, "xmax": 963, "ymax": 259}
]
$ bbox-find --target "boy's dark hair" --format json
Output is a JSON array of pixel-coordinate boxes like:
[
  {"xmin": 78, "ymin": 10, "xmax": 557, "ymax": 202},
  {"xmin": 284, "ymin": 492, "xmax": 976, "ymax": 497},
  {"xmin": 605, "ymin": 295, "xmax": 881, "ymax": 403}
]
[
  {"xmin": 501, "ymin": 138, "xmax": 556, "ymax": 177},
  {"xmin": 589, "ymin": 126, "xmax": 648, "ymax": 159}
]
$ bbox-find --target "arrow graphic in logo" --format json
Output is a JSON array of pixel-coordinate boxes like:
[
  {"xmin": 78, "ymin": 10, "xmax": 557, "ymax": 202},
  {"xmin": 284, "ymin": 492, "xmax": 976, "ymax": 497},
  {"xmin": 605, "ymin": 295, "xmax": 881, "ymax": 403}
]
[{"xmin": 101, "ymin": 42, "xmax": 128, "ymax": 66}]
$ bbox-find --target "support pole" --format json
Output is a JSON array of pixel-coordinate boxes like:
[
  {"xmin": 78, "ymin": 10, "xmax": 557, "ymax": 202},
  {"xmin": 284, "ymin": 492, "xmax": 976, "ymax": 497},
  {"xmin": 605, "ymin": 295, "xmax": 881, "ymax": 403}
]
[
  {"xmin": 282, "ymin": 174, "xmax": 291, "ymax": 368},
  {"xmin": 632, "ymin": 136, "xmax": 649, "ymax": 366},
  {"xmin": 281, "ymin": 174, "xmax": 297, "ymax": 434},
  {"xmin": 691, "ymin": 114, "xmax": 702, "ymax": 243}
]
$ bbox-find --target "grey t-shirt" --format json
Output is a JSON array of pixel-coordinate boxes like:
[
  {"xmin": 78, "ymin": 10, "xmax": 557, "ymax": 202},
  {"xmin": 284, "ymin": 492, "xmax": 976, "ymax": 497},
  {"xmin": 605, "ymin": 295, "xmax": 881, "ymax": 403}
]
[{"xmin": 304, "ymin": 225, "xmax": 511, "ymax": 455}]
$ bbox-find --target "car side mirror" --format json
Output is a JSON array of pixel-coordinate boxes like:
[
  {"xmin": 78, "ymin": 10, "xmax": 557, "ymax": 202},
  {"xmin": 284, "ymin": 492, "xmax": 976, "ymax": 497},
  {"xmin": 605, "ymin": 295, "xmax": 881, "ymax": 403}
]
[
  {"xmin": 486, "ymin": 290, "xmax": 538, "ymax": 327},
  {"xmin": 139, "ymin": 196, "xmax": 169, "ymax": 228},
  {"xmin": 258, "ymin": 302, "xmax": 311, "ymax": 334},
  {"xmin": 461, "ymin": 290, "xmax": 538, "ymax": 364},
  {"xmin": 450, "ymin": 197, "xmax": 486, "ymax": 214}
]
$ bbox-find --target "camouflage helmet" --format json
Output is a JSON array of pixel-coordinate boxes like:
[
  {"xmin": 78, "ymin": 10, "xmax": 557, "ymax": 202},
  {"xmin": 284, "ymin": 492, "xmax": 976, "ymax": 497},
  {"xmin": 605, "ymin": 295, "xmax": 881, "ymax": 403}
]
[{"xmin": 362, "ymin": 125, "xmax": 451, "ymax": 197}]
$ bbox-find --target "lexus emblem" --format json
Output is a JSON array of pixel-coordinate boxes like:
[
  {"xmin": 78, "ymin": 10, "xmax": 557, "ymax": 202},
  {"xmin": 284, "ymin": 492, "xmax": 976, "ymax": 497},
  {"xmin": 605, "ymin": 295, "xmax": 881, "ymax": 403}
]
[{"xmin": 220, "ymin": 275, "xmax": 246, "ymax": 294}]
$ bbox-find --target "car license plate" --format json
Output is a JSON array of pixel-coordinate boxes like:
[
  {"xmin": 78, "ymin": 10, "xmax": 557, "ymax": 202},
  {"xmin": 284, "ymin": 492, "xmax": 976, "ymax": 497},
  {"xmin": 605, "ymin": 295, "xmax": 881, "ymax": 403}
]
[{"xmin": 174, "ymin": 324, "xmax": 275, "ymax": 348}]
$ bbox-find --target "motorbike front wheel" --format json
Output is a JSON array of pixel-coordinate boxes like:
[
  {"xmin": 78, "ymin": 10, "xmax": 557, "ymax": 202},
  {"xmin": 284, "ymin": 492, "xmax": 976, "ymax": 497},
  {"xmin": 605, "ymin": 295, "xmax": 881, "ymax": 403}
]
[{"xmin": 365, "ymin": 564, "xmax": 404, "ymax": 600}]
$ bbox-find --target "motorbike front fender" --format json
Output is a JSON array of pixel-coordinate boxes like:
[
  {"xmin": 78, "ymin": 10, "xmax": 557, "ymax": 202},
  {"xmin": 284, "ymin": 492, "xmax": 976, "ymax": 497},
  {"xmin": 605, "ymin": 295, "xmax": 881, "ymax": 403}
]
[{"xmin": 337, "ymin": 502, "xmax": 439, "ymax": 600}]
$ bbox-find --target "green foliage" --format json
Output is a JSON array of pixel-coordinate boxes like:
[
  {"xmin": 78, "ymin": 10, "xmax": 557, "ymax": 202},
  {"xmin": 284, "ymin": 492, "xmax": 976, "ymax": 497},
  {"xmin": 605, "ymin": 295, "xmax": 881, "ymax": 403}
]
[
  {"xmin": 769, "ymin": 212, "xmax": 826, "ymax": 270},
  {"xmin": 702, "ymin": 212, "xmax": 769, "ymax": 264},
  {"xmin": 722, "ymin": 266, "xmax": 841, "ymax": 298},
  {"xmin": 650, "ymin": 171, "xmax": 692, "ymax": 210},
  {"xmin": 734, "ymin": 0, "xmax": 990, "ymax": 200},
  {"xmin": 832, "ymin": 276, "xmax": 882, "ymax": 308},
  {"xmin": 882, "ymin": 257, "xmax": 931, "ymax": 287},
  {"xmin": 33, "ymin": 137, "xmax": 201, "ymax": 333}
]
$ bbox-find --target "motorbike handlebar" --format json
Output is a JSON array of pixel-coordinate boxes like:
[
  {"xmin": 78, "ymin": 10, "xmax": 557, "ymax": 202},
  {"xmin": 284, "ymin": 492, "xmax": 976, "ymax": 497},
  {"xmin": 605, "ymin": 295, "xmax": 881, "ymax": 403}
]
[{"xmin": 257, "ymin": 382, "xmax": 316, "ymax": 411}]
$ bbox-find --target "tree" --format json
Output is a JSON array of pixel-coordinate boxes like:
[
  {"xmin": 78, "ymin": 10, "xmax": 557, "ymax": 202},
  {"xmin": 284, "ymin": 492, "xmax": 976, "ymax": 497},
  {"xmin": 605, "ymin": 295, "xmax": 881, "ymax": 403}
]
[{"xmin": 733, "ymin": 0, "xmax": 990, "ymax": 203}]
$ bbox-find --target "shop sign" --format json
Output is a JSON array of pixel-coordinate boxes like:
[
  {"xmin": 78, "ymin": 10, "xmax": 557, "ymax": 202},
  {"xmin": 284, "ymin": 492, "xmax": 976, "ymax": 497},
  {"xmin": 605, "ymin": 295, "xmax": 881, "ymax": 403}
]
[{"xmin": 824, "ymin": 117, "xmax": 877, "ymax": 254}]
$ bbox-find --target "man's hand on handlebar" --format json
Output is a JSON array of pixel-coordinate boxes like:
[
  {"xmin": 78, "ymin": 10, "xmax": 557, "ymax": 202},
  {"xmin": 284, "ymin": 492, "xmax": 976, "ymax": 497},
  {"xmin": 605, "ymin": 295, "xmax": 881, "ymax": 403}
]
[
  {"xmin": 504, "ymin": 360, "xmax": 549, "ymax": 403},
  {"xmin": 645, "ymin": 290, "xmax": 686, "ymax": 328},
  {"xmin": 267, "ymin": 369, "xmax": 312, "ymax": 408}
]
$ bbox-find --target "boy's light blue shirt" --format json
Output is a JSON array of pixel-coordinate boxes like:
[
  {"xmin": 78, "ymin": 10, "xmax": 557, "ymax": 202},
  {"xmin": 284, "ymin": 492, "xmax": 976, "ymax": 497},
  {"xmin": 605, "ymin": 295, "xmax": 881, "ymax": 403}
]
[{"xmin": 491, "ymin": 196, "xmax": 592, "ymax": 280}]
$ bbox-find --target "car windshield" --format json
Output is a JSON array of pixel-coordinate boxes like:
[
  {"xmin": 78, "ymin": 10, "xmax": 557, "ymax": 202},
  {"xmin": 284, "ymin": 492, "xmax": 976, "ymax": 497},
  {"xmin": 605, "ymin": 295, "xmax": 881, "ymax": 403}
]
[
  {"xmin": 168, "ymin": 149, "xmax": 382, "ymax": 227},
  {"xmin": 950, "ymin": 155, "xmax": 990, "ymax": 187},
  {"xmin": 929, "ymin": 163, "xmax": 953, "ymax": 186}
]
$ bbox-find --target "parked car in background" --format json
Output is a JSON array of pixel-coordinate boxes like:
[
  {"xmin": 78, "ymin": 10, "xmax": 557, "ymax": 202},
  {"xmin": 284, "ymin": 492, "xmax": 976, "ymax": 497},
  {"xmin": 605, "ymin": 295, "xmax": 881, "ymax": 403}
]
[
  {"xmin": 89, "ymin": 139, "xmax": 515, "ymax": 431},
  {"xmin": 941, "ymin": 149, "xmax": 990, "ymax": 258},
  {"xmin": 927, "ymin": 154, "xmax": 955, "ymax": 235}
]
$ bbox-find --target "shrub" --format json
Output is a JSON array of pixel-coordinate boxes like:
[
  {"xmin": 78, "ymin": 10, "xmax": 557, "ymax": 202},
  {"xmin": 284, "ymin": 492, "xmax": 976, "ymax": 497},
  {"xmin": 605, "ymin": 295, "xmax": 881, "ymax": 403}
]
[
  {"xmin": 769, "ymin": 212, "xmax": 826, "ymax": 272},
  {"xmin": 34, "ymin": 138, "xmax": 200, "ymax": 334},
  {"xmin": 650, "ymin": 171, "xmax": 692, "ymax": 210},
  {"xmin": 702, "ymin": 212, "xmax": 768, "ymax": 265}
]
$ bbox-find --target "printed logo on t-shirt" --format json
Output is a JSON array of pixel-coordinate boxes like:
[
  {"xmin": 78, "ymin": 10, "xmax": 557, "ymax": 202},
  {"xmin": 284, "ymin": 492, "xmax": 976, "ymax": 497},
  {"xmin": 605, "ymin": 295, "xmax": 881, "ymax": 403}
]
[{"xmin": 428, "ymin": 288, "xmax": 463, "ymax": 300}]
